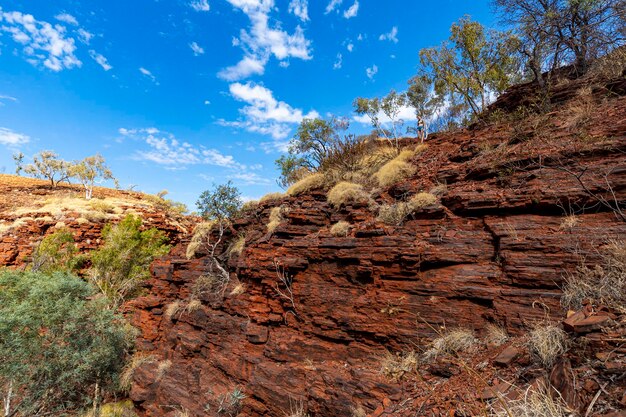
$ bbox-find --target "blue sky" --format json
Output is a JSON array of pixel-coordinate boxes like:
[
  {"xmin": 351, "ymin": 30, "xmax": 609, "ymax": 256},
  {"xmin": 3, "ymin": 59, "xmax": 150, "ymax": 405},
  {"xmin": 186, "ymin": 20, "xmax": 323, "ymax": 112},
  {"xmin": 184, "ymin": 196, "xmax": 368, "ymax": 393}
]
[{"xmin": 0, "ymin": 0, "xmax": 495, "ymax": 208}]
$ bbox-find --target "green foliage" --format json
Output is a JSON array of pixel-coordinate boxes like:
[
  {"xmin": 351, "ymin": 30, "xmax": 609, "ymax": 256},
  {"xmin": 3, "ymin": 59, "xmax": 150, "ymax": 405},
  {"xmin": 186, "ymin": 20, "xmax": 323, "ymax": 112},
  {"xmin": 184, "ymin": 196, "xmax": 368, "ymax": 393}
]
[
  {"xmin": 71, "ymin": 154, "xmax": 117, "ymax": 199},
  {"xmin": 12, "ymin": 152, "xmax": 24, "ymax": 176},
  {"xmin": 353, "ymin": 90, "xmax": 408, "ymax": 146},
  {"xmin": 31, "ymin": 228, "xmax": 85, "ymax": 274},
  {"xmin": 23, "ymin": 150, "xmax": 72, "ymax": 187},
  {"xmin": 0, "ymin": 270, "xmax": 131, "ymax": 416},
  {"xmin": 90, "ymin": 215, "xmax": 170, "ymax": 308},
  {"xmin": 196, "ymin": 181, "xmax": 242, "ymax": 221},
  {"xmin": 276, "ymin": 117, "xmax": 349, "ymax": 187},
  {"xmin": 419, "ymin": 16, "xmax": 521, "ymax": 120}
]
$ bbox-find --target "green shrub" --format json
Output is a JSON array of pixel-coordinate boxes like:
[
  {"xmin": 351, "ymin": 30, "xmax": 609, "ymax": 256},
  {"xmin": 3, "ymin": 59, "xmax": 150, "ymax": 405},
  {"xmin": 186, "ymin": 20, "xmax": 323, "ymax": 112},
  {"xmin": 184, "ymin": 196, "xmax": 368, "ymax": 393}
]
[
  {"xmin": 0, "ymin": 271, "xmax": 131, "ymax": 416},
  {"xmin": 90, "ymin": 215, "xmax": 170, "ymax": 308},
  {"xmin": 31, "ymin": 228, "xmax": 85, "ymax": 274}
]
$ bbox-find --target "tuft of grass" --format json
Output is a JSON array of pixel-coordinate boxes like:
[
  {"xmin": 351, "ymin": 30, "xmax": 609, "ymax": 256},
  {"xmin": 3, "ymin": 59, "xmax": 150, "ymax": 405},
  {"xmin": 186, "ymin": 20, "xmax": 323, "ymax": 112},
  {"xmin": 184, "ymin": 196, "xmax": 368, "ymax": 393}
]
[
  {"xmin": 119, "ymin": 354, "xmax": 157, "ymax": 392},
  {"xmin": 164, "ymin": 301, "xmax": 181, "ymax": 321},
  {"xmin": 565, "ymin": 87, "xmax": 594, "ymax": 132},
  {"xmin": 408, "ymin": 192, "xmax": 437, "ymax": 210},
  {"xmin": 186, "ymin": 299, "xmax": 202, "ymax": 312},
  {"xmin": 228, "ymin": 235, "xmax": 246, "ymax": 258},
  {"xmin": 351, "ymin": 407, "xmax": 367, "ymax": 417},
  {"xmin": 377, "ymin": 202, "xmax": 413, "ymax": 225},
  {"xmin": 488, "ymin": 383, "xmax": 570, "ymax": 417},
  {"xmin": 485, "ymin": 323, "xmax": 509, "ymax": 346},
  {"xmin": 373, "ymin": 158, "xmax": 416, "ymax": 188},
  {"xmin": 527, "ymin": 323, "xmax": 569, "ymax": 368},
  {"xmin": 327, "ymin": 182, "xmax": 370, "ymax": 208},
  {"xmin": 230, "ymin": 283, "xmax": 246, "ymax": 296},
  {"xmin": 287, "ymin": 173, "xmax": 327, "ymax": 196},
  {"xmin": 561, "ymin": 240, "xmax": 626, "ymax": 311},
  {"xmin": 186, "ymin": 221, "xmax": 215, "ymax": 259},
  {"xmin": 267, "ymin": 205, "xmax": 290, "ymax": 233},
  {"xmin": 430, "ymin": 182, "xmax": 448, "ymax": 197},
  {"xmin": 330, "ymin": 221, "xmax": 351, "ymax": 237},
  {"xmin": 423, "ymin": 328, "xmax": 478, "ymax": 361},
  {"xmin": 259, "ymin": 192, "xmax": 285, "ymax": 202},
  {"xmin": 559, "ymin": 214, "xmax": 579, "ymax": 230},
  {"xmin": 379, "ymin": 351, "xmax": 418, "ymax": 381},
  {"xmin": 155, "ymin": 360, "xmax": 172, "ymax": 381},
  {"xmin": 241, "ymin": 200, "xmax": 259, "ymax": 212}
]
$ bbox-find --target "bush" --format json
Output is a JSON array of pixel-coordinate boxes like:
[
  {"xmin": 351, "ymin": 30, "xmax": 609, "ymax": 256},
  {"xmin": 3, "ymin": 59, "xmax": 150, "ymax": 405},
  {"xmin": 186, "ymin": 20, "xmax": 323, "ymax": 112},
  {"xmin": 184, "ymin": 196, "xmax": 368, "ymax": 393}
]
[
  {"xmin": 327, "ymin": 182, "xmax": 370, "ymax": 208},
  {"xmin": 379, "ymin": 351, "xmax": 418, "ymax": 381},
  {"xmin": 90, "ymin": 215, "xmax": 170, "ymax": 308},
  {"xmin": 23, "ymin": 150, "xmax": 72, "ymax": 187},
  {"xmin": 0, "ymin": 271, "xmax": 131, "ymax": 416},
  {"xmin": 377, "ymin": 202, "xmax": 413, "ymax": 225},
  {"xmin": 561, "ymin": 240, "xmax": 626, "ymax": 311},
  {"xmin": 286, "ymin": 173, "xmax": 327, "ymax": 196},
  {"xmin": 31, "ymin": 228, "xmax": 84, "ymax": 274},
  {"xmin": 196, "ymin": 181, "xmax": 242, "ymax": 221},
  {"xmin": 330, "ymin": 221, "xmax": 351, "ymax": 237},
  {"xmin": 408, "ymin": 192, "xmax": 438, "ymax": 210},
  {"xmin": 527, "ymin": 323, "xmax": 569, "ymax": 368}
]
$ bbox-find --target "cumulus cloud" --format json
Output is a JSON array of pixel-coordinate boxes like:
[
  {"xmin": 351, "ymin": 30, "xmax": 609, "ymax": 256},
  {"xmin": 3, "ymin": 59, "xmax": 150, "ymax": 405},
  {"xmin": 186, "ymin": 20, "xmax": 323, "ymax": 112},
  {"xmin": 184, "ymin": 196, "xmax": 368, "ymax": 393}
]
[
  {"xmin": 0, "ymin": 127, "xmax": 30, "ymax": 148},
  {"xmin": 325, "ymin": 0, "xmax": 343, "ymax": 14},
  {"xmin": 288, "ymin": 0, "xmax": 309, "ymax": 21},
  {"xmin": 333, "ymin": 53, "xmax": 342, "ymax": 69},
  {"xmin": 220, "ymin": 81, "xmax": 318, "ymax": 141},
  {"xmin": 77, "ymin": 28, "xmax": 93, "ymax": 44},
  {"xmin": 190, "ymin": 41, "xmax": 205, "ymax": 56},
  {"xmin": 346, "ymin": 42, "xmax": 354, "ymax": 52},
  {"xmin": 229, "ymin": 172, "xmax": 272, "ymax": 185},
  {"xmin": 0, "ymin": 9, "xmax": 82, "ymax": 71},
  {"xmin": 366, "ymin": 64, "xmax": 378, "ymax": 80},
  {"xmin": 353, "ymin": 104, "xmax": 415, "ymax": 126},
  {"xmin": 343, "ymin": 1, "xmax": 359, "ymax": 18},
  {"xmin": 119, "ymin": 127, "xmax": 249, "ymax": 170},
  {"xmin": 139, "ymin": 67, "xmax": 158, "ymax": 84},
  {"xmin": 89, "ymin": 50, "xmax": 112, "ymax": 71},
  {"xmin": 190, "ymin": 0, "xmax": 210, "ymax": 12},
  {"xmin": 219, "ymin": 0, "xmax": 312, "ymax": 81},
  {"xmin": 379, "ymin": 26, "xmax": 398, "ymax": 43},
  {"xmin": 55, "ymin": 13, "xmax": 78, "ymax": 26}
]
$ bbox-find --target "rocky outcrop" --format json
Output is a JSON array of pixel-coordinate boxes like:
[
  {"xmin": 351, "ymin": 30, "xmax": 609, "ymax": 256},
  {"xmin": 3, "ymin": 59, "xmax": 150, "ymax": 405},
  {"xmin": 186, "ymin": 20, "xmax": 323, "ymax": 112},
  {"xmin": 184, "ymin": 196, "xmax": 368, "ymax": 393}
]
[{"xmin": 129, "ymin": 79, "xmax": 626, "ymax": 416}]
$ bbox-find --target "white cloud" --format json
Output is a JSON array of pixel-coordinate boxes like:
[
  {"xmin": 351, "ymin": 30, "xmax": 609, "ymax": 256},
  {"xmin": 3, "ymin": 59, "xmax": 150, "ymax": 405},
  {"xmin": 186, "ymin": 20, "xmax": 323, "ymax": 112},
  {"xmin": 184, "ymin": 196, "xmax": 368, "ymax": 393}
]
[
  {"xmin": 219, "ymin": 0, "xmax": 312, "ymax": 81},
  {"xmin": 0, "ymin": 127, "xmax": 30, "ymax": 147},
  {"xmin": 77, "ymin": 28, "xmax": 93, "ymax": 44},
  {"xmin": 120, "ymin": 127, "xmax": 249, "ymax": 170},
  {"xmin": 288, "ymin": 0, "xmax": 309, "ymax": 21},
  {"xmin": 55, "ymin": 13, "xmax": 78, "ymax": 26},
  {"xmin": 0, "ymin": 95, "xmax": 18, "ymax": 106},
  {"xmin": 346, "ymin": 42, "xmax": 354, "ymax": 52},
  {"xmin": 366, "ymin": 64, "xmax": 378, "ymax": 80},
  {"xmin": 325, "ymin": 0, "xmax": 343, "ymax": 14},
  {"xmin": 353, "ymin": 104, "xmax": 415, "ymax": 126},
  {"xmin": 89, "ymin": 50, "xmax": 112, "ymax": 71},
  {"xmin": 190, "ymin": 0, "xmax": 210, "ymax": 12},
  {"xmin": 139, "ymin": 67, "xmax": 158, "ymax": 84},
  {"xmin": 221, "ymin": 81, "xmax": 318, "ymax": 141},
  {"xmin": 379, "ymin": 26, "xmax": 398, "ymax": 43},
  {"xmin": 190, "ymin": 41, "xmax": 205, "ymax": 56},
  {"xmin": 343, "ymin": 1, "xmax": 359, "ymax": 18},
  {"xmin": 229, "ymin": 172, "xmax": 272, "ymax": 185},
  {"xmin": 357, "ymin": 33, "xmax": 364, "ymax": 41},
  {"xmin": 0, "ymin": 10, "xmax": 82, "ymax": 71},
  {"xmin": 204, "ymin": 100, "xmax": 211, "ymax": 105},
  {"xmin": 333, "ymin": 53, "xmax": 342, "ymax": 69}
]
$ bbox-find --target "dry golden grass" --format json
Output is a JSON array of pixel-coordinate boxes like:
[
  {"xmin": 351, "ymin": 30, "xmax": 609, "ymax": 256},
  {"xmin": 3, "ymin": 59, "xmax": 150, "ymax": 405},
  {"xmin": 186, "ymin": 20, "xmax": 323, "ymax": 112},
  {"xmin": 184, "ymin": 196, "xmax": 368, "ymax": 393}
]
[
  {"xmin": 186, "ymin": 221, "xmax": 215, "ymax": 259},
  {"xmin": 186, "ymin": 299, "xmax": 202, "ymax": 312},
  {"xmin": 409, "ymin": 192, "xmax": 437, "ymax": 210},
  {"xmin": 430, "ymin": 182, "xmax": 448, "ymax": 197},
  {"xmin": 489, "ymin": 383, "xmax": 571, "ymax": 417},
  {"xmin": 156, "ymin": 359, "xmax": 172, "ymax": 381},
  {"xmin": 327, "ymin": 182, "xmax": 370, "ymax": 208},
  {"xmin": 230, "ymin": 282, "xmax": 246, "ymax": 296},
  {"xmin": 423, "ymin": 328, "xmax": 478, "ymax": 360},
  {"xmin": 559, "ymin": 214, "xmax": 579, "ymax": 230},
  {"xmin": 527, "ymin": 323, "xmax": 569, "ymax": 368},
  {"xmin": 377, "ymin": 202, "xmax": 412, "ymax": 225},
  {"xmin": 241, "ymin": 200, "xmax": 259, "ymax": 212},
  {"xmin": 267, "ymin": 205, "xmax": 290, "ymax": 233},
  {"xmin": 562, "ymin": 240, "xmax": 626, "ymax": 312},
  {"xmin": 351, "ymin": 407, "xmax": 367, "ymax": 417},
  {"xmin": 228, "ymin": 235, "xmax": 246, "ymax": 258},
  {"xmin": 565, "ymin": 87, "xmax": 595, "ymax": 131},
  {"xmin": 119, "ymin": 353, "xmax": 157, "ymax": 392},
  {"xmin": 287, "ymin": 173, "xmax": 327, "ymax": 196},
  {"xmin": 82, "ymin": 400, "xmax": 138, "ymax": 417},
  {"xmin": 330, "ymin": 220, "xmax": 351, "ymax": 237},
  {"xmin": 373, "ymin": 159, "xmax": 416, "ymax": 188},
  {"xmin": 379, "ymin": 351, "xmax": 418, "ymax": 381},
  {"xmin": 485, "ymin": 323, "xmax": 509, "ymax": 346},
  {"xmin": 164, "ymin": 301, "xmax": 181, "ymax": 321},
  {"xmin": 259, "ymin": 192, "xmax": 285, "ymax": 202}
]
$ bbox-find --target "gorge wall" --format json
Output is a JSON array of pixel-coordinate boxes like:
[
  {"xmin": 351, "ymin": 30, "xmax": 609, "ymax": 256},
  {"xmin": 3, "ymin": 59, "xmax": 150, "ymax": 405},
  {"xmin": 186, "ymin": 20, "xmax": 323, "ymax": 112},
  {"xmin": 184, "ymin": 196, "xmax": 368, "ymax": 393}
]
[{"xmin": 128, "ymin": 78, "xmax": 626, "ymax": 416}]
